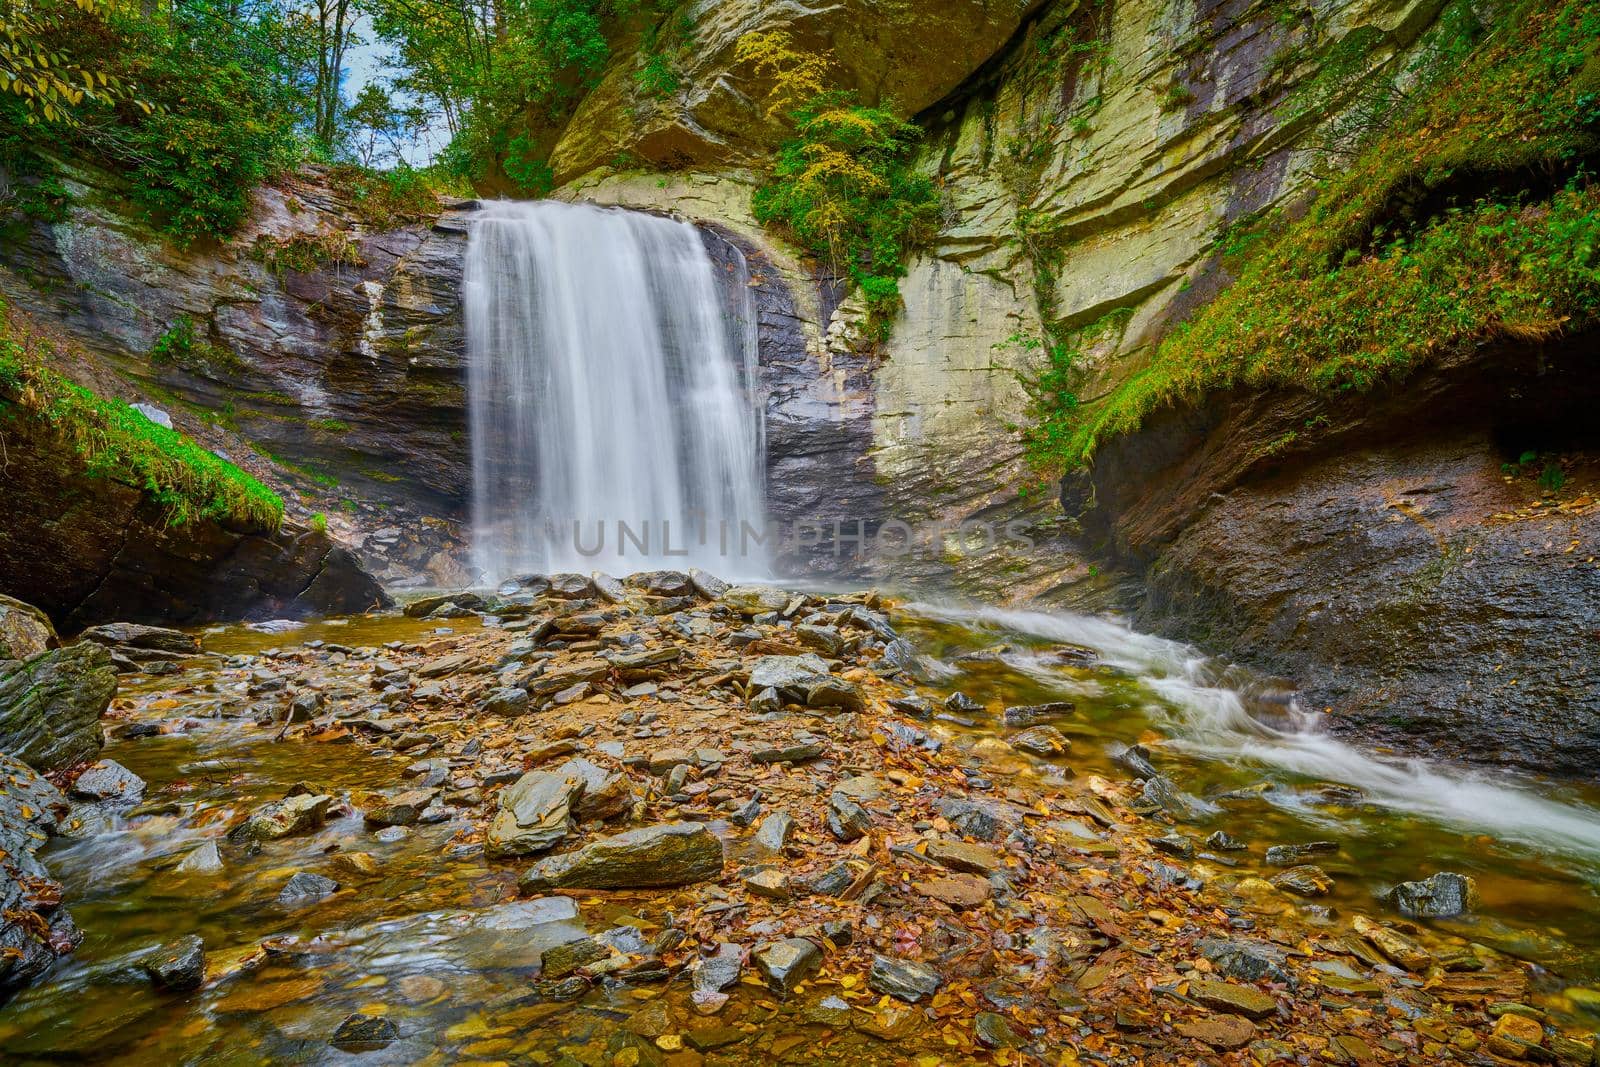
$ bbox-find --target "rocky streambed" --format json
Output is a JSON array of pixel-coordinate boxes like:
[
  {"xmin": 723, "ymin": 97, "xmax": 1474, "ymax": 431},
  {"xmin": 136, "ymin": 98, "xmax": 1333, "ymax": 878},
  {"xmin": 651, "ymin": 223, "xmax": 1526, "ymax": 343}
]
[{"xmin": 2, "ymin": 574, "xmax": 1600, "ymax": 1063}]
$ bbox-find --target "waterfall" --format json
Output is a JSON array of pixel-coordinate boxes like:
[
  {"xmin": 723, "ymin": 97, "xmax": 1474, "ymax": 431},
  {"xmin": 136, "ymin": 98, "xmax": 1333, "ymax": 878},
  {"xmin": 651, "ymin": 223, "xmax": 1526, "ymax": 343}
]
[{"xmin": 464, "ymin": 200, "xmax": 766, "ymax": 582}]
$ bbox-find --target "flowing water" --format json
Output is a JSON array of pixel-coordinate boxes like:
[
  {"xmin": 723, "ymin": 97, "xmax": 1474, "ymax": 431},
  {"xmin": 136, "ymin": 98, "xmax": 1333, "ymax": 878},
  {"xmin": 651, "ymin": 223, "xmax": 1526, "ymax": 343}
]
[
  {"xmin": 894, "ymin": 603, "xmax": 1600, "ymax": 979},
  {"xmin": 464, "ymin": 201, "xmax": 766, "ymax": 583},
  {"xmin": 7, "ymin": 602, "xmax": 1600, "ymax": 1062}
]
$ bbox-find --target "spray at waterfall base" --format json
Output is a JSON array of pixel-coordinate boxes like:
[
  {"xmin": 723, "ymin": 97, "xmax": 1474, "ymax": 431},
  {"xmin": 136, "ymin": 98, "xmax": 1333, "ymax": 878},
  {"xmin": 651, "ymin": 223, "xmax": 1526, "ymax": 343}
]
[{"xmin": 475, "ymin": 516, "xmax": 1041, "ymax": 568}]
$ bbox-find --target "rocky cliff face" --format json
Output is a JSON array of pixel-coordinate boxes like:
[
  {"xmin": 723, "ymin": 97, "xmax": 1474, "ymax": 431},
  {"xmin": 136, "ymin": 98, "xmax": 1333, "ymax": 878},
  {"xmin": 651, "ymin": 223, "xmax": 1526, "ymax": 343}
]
[
  {"xmin": 0, "ymin": 406, "xmax": 390, "ymax": 629},
  {"xmin": 0, "ymin": 162, "xmax": 472, "ymax": 586}
]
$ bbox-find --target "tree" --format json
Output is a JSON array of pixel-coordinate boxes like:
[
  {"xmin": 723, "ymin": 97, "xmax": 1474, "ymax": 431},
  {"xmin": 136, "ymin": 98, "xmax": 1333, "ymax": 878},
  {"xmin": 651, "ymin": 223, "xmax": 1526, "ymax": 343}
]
[
  {"xmin": 306, "ymin": 0, "xmax": 360, "ymax": 150},
  {"xmin": 342, "ymin": 80, "xmax": 427, "ymax": 166},
  {"xmin": 0, "ymin": 0, "xmax": 139, "ymax": 125}
]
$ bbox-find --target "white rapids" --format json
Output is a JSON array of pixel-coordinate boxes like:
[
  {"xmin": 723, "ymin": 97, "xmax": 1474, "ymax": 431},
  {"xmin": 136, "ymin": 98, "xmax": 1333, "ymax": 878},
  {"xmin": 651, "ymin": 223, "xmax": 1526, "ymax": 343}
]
[{"xmin": 906, "ymin": 602, "xmax": 1600, "ymax": 864}]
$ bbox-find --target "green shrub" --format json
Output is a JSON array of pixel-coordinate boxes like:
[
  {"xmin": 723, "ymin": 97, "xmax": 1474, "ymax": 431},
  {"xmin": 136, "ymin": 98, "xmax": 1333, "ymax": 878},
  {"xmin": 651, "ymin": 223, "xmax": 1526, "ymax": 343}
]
[
  {"xmin": 324, "ymin": 164, "xmax": 453, "ymax": 230},
  {"xmin": 251, "ymin": 231, "xmax": 367, "ymax": 275}
]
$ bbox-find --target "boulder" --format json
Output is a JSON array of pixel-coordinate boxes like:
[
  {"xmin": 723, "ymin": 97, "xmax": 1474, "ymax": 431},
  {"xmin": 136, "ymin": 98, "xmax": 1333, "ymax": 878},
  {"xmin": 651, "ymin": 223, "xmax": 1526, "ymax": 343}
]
[
  {"xmin": 743, "ymin": 869, "xmax": 792, "ymax": 899},
  {"xmin": 688, "ymin": 568, "xmax": 728, "ymax": 599},
  {"xmin": 826, "ymin": 793, "xmax": 872, "ymax": 842},
  {"xmin": 519, "ymin": 822, "xmax": 723, "ymax": 892},
  {"xmin": 753, "ymin": 938, "xmax": 821, "ymax": 997},
  {"xmin": 693, "ymin": 946, "xmax": 743, "ymax": 992},
  {"xmin": 1384, "ymin": 871, "xmax": 1479, "ymax": 918},
  {"xmin": 143, "ymin": 935, "xmax": 205, "ymax": 991},
  {"xmin": 806, "ymin": 676, "xmax": 864, "ymax": 712},
  {"xmin": 753, "ymin": 811, "xmax": 795, "ymax": 853},
  {"xmin": 76, "ymin": 622, "xmax": 199, "ymax": 655},
  {"xmin": 925, "ymin": 838, "xmax": 1003, "ymax": 876},
  {"xmin": 0, "ymin": 644, "xmax": 116, "ymax": 771},
  {"xmin": 552, "ymin": 757, "xmax": 633, "ymax": 821},
  {"xmin": 795, "ymin": 624, "xmax": 848, "ymax": 656},
  {"xmin": 0, "ymin": 751, "xmax": 80, "ymax": 1000},
  {"xmin": 628, "ymin": 570, "xmax": 693, "ymax": 597},
  {"xmin": 591, "ymin": 572, "xmax": 627, "ymax": 603},
  {"xmin": 548, "ymin": 573, "xmax": 596, "ymax": 599},
  {"xmin": 228, "ymin": 793, "xmax": 333, "ymax": 841},
  {"xmin": 1188, "ymin": 978, "xmax": 1278, "ymax": 1019},
  {"xmin": 869, "ymin": 955, "xmax": 943, "ymax": 1002},
  {"xmin": 721, "ymin": 586, "xmax": 790, "ymax": 617},
  {"xmin": 0, "ymin": 595, "xmax": 54, "ymax": 661},
  {"xmin": 403, "ymin": 593, "xmax": 483, "ymax": 618},
  {"xmin": 486, "ymin": 770, "xmax": 582, "ymax": 857},
  {"xmin": 1197, "ymin": 937, "xmax": 1295, "ymax": 987},
  {"xmin": 70, "ymin": 759, "xmax": 146, "ymax": 803},
  {"xmin": 481, "ymin": 687, "xmax": 530, "ymax": 717},
  {"xmin": 748, "ymin": 654, "xmax": 831, "ymax": 703}
]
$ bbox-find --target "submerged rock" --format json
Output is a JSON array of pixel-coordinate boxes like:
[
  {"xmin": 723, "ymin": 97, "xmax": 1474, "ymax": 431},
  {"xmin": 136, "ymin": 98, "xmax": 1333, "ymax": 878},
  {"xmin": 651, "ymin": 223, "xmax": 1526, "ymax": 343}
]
[
  {"xmin": 1009, "ymin": 724, "xmax": 1071, "ymax": 757},
  {"xmin": 277, "ymin": 871, "xmax": 340, "ymax": 906},
  {"xmin": 1385, "ymin": 871, "xmax": 1479, "ymax": 918},
  {"xmin": 143, "ymin": 935, "xmax": 205, "ymax": 991},
  {"xmin": 330, "ymin": 1012, "xmax": 398, "ymax": 1052},
  {"xmin": 1002, "ymin": 702, "xmax": 1075, "ymax": 727},
  {"xmin": 175, "ymin": 841, "xmax": 223, "ymax": 875},
  {"xmin": 0, "ymin": 643, "xmax": 116, "ymax": 771},
  {"xmin": 1270, "ymin": 865, "xmax": 1333, "ymax": 897},
  {"xmin": 519, "ymin": 822, "xmax": 723, "ymax": 892},
  {"xmin": 1264, "ymin": 841, "xmax": 1338, "ymax": 866}
]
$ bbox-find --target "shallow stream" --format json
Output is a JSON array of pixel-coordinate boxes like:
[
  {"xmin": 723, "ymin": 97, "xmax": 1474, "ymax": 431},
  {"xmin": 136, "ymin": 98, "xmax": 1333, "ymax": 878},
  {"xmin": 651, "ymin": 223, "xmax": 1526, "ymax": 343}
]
[{"xmin": 4, "ymin": 603, "xmax": 1599, "ymax": 1062}]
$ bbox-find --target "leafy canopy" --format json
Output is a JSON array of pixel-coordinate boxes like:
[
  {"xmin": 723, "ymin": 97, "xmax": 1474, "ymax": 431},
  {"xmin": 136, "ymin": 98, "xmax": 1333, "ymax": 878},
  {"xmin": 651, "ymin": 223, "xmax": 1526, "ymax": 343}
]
[{"xmin": 736, "ymin": 31, "xmax": 940, "ymax": 339}]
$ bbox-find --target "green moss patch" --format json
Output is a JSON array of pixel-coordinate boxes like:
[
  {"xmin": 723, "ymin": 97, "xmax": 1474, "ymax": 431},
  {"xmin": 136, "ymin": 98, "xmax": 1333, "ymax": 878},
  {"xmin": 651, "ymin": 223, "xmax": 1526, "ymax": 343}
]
[
  {"xmin": 1035, "ymin": 0, "xmax": 1600, "ymax": 474},
  {"xmin": 0, "ymin": 298, "xmax": 283, "ymax": 529}
]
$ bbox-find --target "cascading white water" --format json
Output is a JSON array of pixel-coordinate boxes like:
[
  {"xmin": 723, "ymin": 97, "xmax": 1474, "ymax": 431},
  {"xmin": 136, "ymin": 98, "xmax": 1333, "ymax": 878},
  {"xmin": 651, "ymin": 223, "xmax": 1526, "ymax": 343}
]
[
  {"xmin": 907, "ymin": 602, "xmax": 1600, "ymax": 863},
  {"xmin": 464, "ymin": 200, "xmax": 766, "ymax": 582}
]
